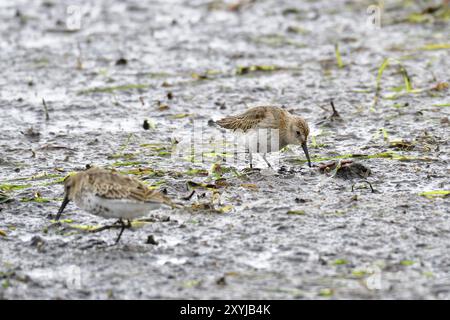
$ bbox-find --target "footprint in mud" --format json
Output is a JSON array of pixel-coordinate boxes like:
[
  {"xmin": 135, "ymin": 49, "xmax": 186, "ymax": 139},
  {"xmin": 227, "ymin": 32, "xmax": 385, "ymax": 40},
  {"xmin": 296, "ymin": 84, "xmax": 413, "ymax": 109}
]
[
  {"xmin": 335, "ymin": 162, "xmax": 371, "ymax": 180},
  {"xmin": 319, "ymin": 160, "xmax": 371, "ymax": 180},
  {"xmin": 79, "ymin": 239, "xmax": 108, "ymax": 250}
]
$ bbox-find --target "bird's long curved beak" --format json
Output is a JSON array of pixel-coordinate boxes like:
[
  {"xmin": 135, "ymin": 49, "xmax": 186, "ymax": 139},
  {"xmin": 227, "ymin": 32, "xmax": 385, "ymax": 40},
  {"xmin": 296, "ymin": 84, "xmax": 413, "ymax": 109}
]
[
  {"xmin": 56, "ymin": 195, "xmax": 70, "ymax": 220},
  {"xmin": 301, "ymin": 142, "xmax": 312, "ymax": 167}
]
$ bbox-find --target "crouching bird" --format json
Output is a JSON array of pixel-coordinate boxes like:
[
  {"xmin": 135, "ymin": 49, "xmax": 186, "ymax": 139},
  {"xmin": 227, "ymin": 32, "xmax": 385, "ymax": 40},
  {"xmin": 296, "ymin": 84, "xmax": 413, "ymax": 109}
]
[{"xmin": 56, "ymin": 166, "xmax": 174, "ymax": 244}]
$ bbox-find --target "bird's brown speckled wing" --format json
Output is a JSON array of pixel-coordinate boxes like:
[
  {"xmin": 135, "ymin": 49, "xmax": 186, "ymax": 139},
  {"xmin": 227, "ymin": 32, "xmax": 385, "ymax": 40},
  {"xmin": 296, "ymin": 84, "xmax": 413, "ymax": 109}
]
[
  {"xmin": 85, "ymin": 169, "xmax": 170, "ymax": 205},
  {"xmin": 216, "ymin": 106, "xmax": 280, "ymax": 132}
]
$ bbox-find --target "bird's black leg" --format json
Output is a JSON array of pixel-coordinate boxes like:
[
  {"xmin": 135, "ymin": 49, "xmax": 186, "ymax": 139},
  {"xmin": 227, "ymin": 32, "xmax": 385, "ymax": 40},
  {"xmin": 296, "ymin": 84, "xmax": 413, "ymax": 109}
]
[
  {"xmin": 262, "ymin": 154, "xmax": 272, "ymax": 169},
  {"xmin": 249, "ymin": 151, "xmax": 253, "ymax": 169},
  {"xmin": 114, "ymin": 219, "xmax": 126, "ymax": 245}
]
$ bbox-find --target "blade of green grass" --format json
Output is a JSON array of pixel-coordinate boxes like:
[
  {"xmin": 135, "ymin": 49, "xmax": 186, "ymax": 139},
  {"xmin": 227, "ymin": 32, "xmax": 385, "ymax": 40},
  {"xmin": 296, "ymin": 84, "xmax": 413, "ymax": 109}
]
[
  {"xmin": 335, "ymin": 43, "xmax": 344, "ymax": 68},
  {"xmin": 78, "ymin": 84, "xmax": 149, "ymax": 94},
  {"xmin": 419, "ymin": 190, "xmax": 450, "ymax": 199},
  {"xmin": 433, "ymin": 103, "xmax": 450, "ymax": 107},
  {"xmin": 400, "ymin": 65, "xmax": 413, "ymax": 92},
  {"xmin": 376, "ymin": 58, "xmax": 390, "ymax": 92},
  {"xmin": 419, "ymin": 43, "xmax": 450, "ymax": 51}
]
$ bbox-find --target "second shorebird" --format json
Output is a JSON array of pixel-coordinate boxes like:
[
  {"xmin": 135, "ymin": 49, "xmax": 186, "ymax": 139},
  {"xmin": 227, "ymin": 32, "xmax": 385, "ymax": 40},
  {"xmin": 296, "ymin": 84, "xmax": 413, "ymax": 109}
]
[
  {"xmin": 56, "ymin": 167, "xmax": 174, "ymax": 244},
  {"xmin": 217, "ymin": 106, "xmax": 311, "ymax": 168}
]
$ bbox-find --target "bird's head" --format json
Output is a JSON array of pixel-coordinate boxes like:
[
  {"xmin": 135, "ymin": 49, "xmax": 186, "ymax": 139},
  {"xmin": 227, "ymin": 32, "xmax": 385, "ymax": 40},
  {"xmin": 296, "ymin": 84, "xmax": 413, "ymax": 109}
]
[
  {"xmin": 287, "ymin": 116, "xmax": 311, "ymax": 167},
  {"xmin": 56, "ymin": 172, "xmax": 85, "ymax": 220}
]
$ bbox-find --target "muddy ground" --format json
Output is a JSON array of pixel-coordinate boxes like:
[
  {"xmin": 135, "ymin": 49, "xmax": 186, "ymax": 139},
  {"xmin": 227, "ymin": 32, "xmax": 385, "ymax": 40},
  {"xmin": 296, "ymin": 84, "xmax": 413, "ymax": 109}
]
[{"xmin": 0, "ymin": 0, "xmax": 449, "ymax": 299}]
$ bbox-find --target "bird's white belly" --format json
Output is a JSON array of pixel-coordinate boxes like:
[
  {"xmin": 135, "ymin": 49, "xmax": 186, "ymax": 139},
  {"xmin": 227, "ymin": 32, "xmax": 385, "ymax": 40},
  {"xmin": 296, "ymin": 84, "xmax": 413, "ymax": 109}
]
[
  {"xmin": 75, "ymin": 192, "xmax": 164, "ymax": 220},
  {"xmin": 239, "ymin": 129, "xmax": 281, "ymax": 153}
]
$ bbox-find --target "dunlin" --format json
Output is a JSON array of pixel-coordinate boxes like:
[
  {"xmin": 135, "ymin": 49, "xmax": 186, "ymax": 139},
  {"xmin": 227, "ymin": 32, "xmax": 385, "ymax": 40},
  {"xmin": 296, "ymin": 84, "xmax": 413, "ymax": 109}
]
[
  {"xmin": 216, "ymin": 106, "xmax": 311, "ymax": 168},
  {"xmin": 56, "ymin": 167, "xmax": 173, "ymax": 244}
]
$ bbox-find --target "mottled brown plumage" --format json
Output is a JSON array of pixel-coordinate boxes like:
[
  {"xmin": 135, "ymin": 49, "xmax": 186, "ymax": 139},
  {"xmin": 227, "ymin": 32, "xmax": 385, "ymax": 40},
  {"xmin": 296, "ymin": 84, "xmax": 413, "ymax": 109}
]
[
  {"xmin": 68, "ymin": 167, "xmax": 171, "ymax": 204},
  {"xmin": 56, "ymin": 167, "xmax": 173, "ymax": 244},
  {"xmin": 216, "ymin": 106, "xmax": 273, "ymax": 132}
]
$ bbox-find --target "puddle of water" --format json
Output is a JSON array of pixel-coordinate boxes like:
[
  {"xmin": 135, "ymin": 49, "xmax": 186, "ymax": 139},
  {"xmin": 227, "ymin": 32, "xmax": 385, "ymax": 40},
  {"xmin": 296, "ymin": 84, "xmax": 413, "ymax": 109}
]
[{"xmin": 155, "ymin": 255, "xmax": 187, "ymax": 266}]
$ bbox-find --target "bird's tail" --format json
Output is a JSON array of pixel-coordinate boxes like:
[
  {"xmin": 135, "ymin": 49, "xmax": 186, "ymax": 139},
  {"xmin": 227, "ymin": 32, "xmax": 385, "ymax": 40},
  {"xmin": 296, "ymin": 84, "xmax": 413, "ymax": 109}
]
[{"xmin": 216, "ymin": 116, "xmax": 240, "ymax": 130}]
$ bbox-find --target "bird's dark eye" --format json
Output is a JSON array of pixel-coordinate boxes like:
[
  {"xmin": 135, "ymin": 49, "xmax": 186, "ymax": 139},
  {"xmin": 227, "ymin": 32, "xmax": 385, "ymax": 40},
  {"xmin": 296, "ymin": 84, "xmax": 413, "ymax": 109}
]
[{"xmin": 296, "ymin": 131, "xmax": 301, "ymax": 136}]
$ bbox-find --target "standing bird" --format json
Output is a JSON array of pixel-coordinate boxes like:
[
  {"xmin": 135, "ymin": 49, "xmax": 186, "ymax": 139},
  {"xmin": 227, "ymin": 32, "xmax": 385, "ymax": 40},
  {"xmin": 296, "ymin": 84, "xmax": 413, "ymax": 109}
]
[
  {"xmin": 216, "ymin": 106, "xmax": 311, "ymax": 168},
  {"xmin": 56, "ymin": 167, "xmax": 174, "ymax": 244}
]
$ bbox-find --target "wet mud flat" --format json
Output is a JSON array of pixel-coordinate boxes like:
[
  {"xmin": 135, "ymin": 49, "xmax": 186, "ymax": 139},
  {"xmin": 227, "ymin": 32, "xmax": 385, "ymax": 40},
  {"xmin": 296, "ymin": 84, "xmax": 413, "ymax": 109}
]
[{"xmin": 0, "ymin": 0, "xmax": 449, "ymax": 299}]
